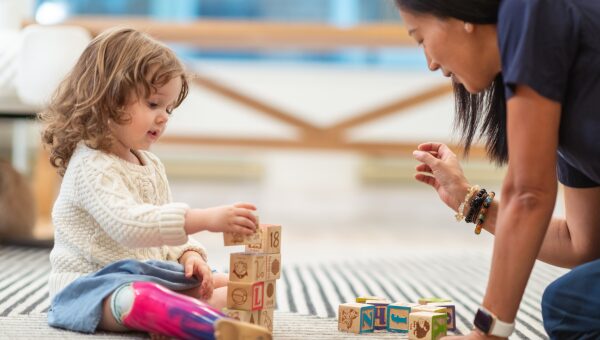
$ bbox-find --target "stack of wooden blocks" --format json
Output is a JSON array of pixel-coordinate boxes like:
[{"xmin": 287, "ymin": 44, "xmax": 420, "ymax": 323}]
[
  {"xmin": 338, "ymin": 296, "xmax": 456, "ymax": 340},
  {"xmin": 222, "ymin": 223, "xmax": 282, "ymax": 334}
]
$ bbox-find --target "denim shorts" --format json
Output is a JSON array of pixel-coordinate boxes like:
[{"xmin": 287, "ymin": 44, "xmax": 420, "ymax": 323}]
[{"xmin": 48, "ymin": 259, "xmax": 203, "ymax": 333}]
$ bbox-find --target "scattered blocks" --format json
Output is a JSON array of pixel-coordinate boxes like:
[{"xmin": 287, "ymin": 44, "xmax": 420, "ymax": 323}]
[
  {"xmin": 356, "ymin": 296, "xmax": 386, "ymax": 303},
  {"xmin": 387, "ymin": 302, "xmax": 420, "ymax": 333},
  {"xmin": 366, "ymin": 300, "xmax": 390, "ymax": 330},
  {"xmin": 428, "ymin": 302, "xmax": 456, "ymax": 332},
  {"xmin": 418, "ymin": 297, "xmax": 451, "ymax": 305},
  {"xmin": 338, "ymin": 303, "xmax": 375, "ymax": 334},
  {"xmin": 408, "ymin": 312, "xmax": 447, "ymax": 340}
]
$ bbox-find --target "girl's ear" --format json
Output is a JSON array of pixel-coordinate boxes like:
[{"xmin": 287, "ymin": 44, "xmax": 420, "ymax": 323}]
[{"xmin": 464, "ymin": 22, "xmax": 474, "ymax": 33}]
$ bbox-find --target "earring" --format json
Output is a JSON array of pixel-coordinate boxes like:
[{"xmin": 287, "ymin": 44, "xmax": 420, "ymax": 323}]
[{"xmin": 464, "ymin": 22, "xmax": 474, "ymax": 33}]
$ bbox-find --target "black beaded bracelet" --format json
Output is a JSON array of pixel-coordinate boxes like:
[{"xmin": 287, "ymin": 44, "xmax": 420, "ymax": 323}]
[{"xmin": 465, "ymin": 189, "xmax": 487, "ymax": 223}]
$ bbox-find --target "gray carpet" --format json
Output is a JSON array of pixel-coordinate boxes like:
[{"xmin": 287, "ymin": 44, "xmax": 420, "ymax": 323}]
[{"xmin": 0, "ymin": 246, "xmax": 568, "ymax": 339}]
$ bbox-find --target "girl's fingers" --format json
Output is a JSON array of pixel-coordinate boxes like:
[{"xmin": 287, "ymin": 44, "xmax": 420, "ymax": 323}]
[
  {"xmin": 235, "ymin": 208, "xmax": 258, "ymax": 227},
  {"xmin": 234, "ymin": 216, "xmax": 257, "ymax": 231},
  {"xmin": 185, "ymin": 261, "xmax": 194, "ymax": 278},
  {"xmin": 232, "ymin": 225, "xmax": 254, "ymax": 235},
  {"xmin": 233, "ymin": 202, "xmax": 256, "ymax": 210}
]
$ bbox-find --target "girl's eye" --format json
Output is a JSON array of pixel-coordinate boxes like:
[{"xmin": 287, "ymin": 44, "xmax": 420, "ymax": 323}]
[{"xmin": 148, "ymin": 102, "xmax": 159, "ymax": 109}]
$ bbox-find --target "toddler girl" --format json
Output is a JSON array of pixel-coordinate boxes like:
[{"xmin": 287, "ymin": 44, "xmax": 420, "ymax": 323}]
[{"xmin": 40, "ymin": 27, "xmax": 269, "ymax": 339}]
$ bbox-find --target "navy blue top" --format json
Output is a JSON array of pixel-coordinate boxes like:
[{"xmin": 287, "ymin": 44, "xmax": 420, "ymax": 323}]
[{"xmin": 498, "ymin": 0, "xmax": 600, "ymax": 187}]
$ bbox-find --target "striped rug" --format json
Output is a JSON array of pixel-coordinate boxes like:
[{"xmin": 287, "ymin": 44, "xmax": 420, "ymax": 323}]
[{"xmin": 0, "ymin": 246, "xmax": 567, "ymax": 339}]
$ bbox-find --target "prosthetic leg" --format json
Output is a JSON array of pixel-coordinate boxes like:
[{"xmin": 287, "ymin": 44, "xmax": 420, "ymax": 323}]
[{"xmin": 111, "ymin": 281, "xmax": 271, "ymax": 340}]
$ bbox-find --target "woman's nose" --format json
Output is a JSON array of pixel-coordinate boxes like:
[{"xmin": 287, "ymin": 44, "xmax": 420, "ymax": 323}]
[{"xmin": 424, "ymin": 51, "xmax": 440, "ymax": 72}]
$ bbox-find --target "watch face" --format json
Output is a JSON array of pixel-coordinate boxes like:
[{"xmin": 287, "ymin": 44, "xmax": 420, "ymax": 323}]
[{"xmin": 474, "ymin": 308, "xmax": 493, "ymax": 333}]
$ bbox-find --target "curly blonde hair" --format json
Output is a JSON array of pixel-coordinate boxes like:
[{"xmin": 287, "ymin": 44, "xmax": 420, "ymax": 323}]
[{"xmin": 39, "ymin": 27, "xmax": 189, "ymax": 176}]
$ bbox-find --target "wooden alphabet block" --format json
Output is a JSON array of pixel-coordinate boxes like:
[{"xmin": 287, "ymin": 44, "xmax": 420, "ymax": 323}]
[
  {"xmin": 366, "ymin": 300, "xmax": 389, "ymax": 330},
  {"xmin": 263, "ymin": 280, "xmax": 276, "ymax": 309},
  {"xmin": 222, "ymin": 308, "xmax": 260, "ymax": 325},
  {"xmin": 338, "ymin": 303, "xmax": 375, "ymax": 334},
  {"xmin": 227, "ymin": 281, "xmax": 265, "ymax": 311},
  {"xmin": 427, "ymin": 302, "xmax": 456, "ymax": 331},
  {"xmin": 356, "ymin": 296, "xmax": 386, "ymax": 303},
  {"xmin": 387, "ymin": 302, "xmax": 420, "ymax": 333},
  {"xmin": 224, "ymin": 226, "xmax": 264, "ymax": 246},
  {"xmin": 408, "ymin": 312, "xmax": 447, "ymax": 340},
  {"xmin": 245, "ymin": 224, "xmax": 281, "ymax": 254},
  {"xmin": 418, "ymin": 297, "xmax": 451, "ymax": 305},
  {"xmin": 229, "ymin": 252, "xmax": 267, "ymax": 283},
  {"xmin": 265, "ymin": 253, "xmax": 281, "ymax": 281},
  {"xmin": 412, "ymin": 305, "xmax": 447, "ymax": 314},
  {"xmin": 259, "ymin": 308, "xmax": 274, "ymax": 332}
]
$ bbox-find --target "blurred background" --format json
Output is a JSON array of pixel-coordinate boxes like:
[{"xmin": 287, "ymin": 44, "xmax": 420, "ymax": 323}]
[{"xmin": 0, "ymin": 0, "xmax": 524, "ymax": 267}]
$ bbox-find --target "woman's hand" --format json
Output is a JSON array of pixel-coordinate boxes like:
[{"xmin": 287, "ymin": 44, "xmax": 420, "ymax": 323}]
[
  {"xmin": 413, "ymin": 142, "xmax": 471, "ymax": 212},
  {"xmin": 442, "ymin": 330, "xmax": 506, "ymax": 340},
  {"xmin": 179, "ymin": 250, "xmax": 214, "ymax": 300}
]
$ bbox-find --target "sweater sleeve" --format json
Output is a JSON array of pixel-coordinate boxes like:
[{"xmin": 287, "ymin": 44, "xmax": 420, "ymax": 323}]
[
  {"xmin": 165, "ymin": 237, "xmax": 208, "ymax": 263},
  {"xmin": 76, "ymin": 156, "xmax": 190, "ymax": 248}
]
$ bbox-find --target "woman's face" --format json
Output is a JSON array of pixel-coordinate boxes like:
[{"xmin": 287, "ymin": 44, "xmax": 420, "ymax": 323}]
[{"xmin": 399, "ymin": 9, "xmax": 501, "ymax": 93}]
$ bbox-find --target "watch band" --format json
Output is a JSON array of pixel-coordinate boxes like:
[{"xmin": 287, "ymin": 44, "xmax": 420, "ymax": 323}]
[
  {"xmin": 489, "ymin": 316, "xmax": 515, "ymax": 337},
  {"xmin": 474, "ymin": 306, "xmax": 515, "ymax": 337}
]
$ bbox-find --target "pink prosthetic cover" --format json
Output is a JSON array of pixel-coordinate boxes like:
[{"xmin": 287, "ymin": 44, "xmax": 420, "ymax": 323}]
[{"xmin": 121, "ymin": 281, "xmax": 225, "ymax": 340}]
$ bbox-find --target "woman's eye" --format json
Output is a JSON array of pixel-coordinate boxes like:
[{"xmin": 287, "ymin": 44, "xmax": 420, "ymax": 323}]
[{"xmin": 418, "ymin": 40, "xmax": 424, "ymax": 46}]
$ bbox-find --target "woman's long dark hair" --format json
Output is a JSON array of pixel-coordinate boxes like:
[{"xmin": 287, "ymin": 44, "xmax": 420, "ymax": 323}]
[{"xmin": 395, "ymin": 0, "xmax": 507, "ymax": 165}]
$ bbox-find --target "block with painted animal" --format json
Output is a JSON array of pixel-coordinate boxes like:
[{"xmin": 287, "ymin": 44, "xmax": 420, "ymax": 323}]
[
  {"xmin": 408, "ymin": 311, "xmax": 447, "ymax": 340},
  {"xmin": 427, "ymin": 302, "xmax": 456, "ymax": 332},
  {"xmin": 365, "ymin": 300, "xmax": 390, "ymax": 331},
  {"xmin": 229, "ymin": 252, "xmax": 267, "ymax": 283},
  {"xmin": 227, "ymin": 281, "xmax": 265, "ymax": 311},
  {"xmin": 245, "ymin": 224, "xmax": 282, "ymax": 254},
  {"xmin": 338, "ymin": 303, "xmax": 375, "ymax": 334},
  {"xmin": 387, "ymin": 302, "xmax": 420, "ymax": 333}
]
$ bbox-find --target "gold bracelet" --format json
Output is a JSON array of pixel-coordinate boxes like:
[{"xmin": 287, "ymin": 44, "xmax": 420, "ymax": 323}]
[{"xmin": 455, "ymin": 185, "xmax": 479, "ymax": 221}]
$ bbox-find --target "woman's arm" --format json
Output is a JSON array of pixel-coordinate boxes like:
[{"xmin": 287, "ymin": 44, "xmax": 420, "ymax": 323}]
[{"xmin": 483, "ymin": 85, "xmax": 560, "ymax": 323}]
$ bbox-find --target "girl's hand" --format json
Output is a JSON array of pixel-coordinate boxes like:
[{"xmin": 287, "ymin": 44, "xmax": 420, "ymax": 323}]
[
  {"xmin": 204, "ymin": 202, "xmax": 258, "ymax": 235},
  {"xmin": 413, "ymin": 142, "xmax": 471, "ymax": 212},
  {"xmin": 179, "ymin": 251, "xmax": 214, "ymax": 300}
]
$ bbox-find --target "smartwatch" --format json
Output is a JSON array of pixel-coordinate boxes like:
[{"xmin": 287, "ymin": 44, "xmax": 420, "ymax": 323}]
[{"xmin": 473, "ymin": 306, "xmax": 515, "ymax": 337}]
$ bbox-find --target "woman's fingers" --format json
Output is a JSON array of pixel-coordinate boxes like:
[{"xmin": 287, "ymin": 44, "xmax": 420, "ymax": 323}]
[
  {"xmin": 416, "ymin": 163, "xmax": 433, "ymax": 173},
  {"xmin": 415, "ymin": 173, "xmax": 437, "ymax": 187}
]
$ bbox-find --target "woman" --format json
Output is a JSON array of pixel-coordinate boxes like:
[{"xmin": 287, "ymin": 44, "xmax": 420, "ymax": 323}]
[{"xmin": 395, "ymin": 0, "xmax": 600, "ymax": 339}]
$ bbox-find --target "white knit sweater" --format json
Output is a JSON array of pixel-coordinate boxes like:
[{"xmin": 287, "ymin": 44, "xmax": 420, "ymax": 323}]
[{"xmin": 48, "ymin": 143, "xmax": 206, "ymax": 298}]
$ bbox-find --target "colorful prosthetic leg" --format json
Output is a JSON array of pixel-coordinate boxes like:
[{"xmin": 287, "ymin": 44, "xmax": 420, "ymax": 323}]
[{"xmin": 112, "ymin": 281, "xmax": 271, "ymax": 340}]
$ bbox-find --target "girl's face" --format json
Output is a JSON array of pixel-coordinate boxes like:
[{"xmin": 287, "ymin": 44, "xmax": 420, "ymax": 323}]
[
  {"xmin": 110, "ymin": 76, "xmax": 182, "ymax": 161},
  {"xmin": 399, "ymin": 9, "xmax": 501, "ymax": 93}
]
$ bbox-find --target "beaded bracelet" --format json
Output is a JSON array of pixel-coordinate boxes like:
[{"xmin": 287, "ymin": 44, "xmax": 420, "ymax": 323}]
[
  {"xmin": 455, "ymin": 185, "xmax": 479, "ymax": 221},
  {"xmin": 474, "ymin": 191, "xmax": 495, "ymax": 235},
  {"xmin": 465, "ymin": 189, "xmax": 487, "ymax": 223}
]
